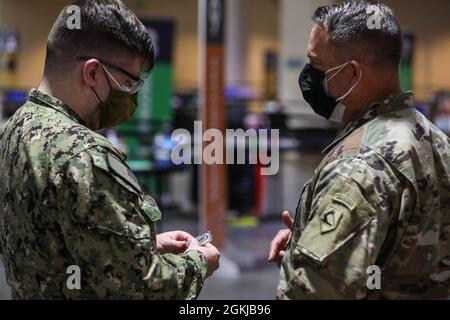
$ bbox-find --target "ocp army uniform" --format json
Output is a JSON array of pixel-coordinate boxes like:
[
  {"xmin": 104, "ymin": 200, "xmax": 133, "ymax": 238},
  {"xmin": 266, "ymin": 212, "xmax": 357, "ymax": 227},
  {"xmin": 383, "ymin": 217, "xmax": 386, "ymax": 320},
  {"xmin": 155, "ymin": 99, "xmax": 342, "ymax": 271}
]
[
  {"xmin": 0, "ymin": 89, "xmax": 207, "ymax": 299},
  {"xmin": 278, "ymin": 92, "xmax": 450, "ymax": 299}
]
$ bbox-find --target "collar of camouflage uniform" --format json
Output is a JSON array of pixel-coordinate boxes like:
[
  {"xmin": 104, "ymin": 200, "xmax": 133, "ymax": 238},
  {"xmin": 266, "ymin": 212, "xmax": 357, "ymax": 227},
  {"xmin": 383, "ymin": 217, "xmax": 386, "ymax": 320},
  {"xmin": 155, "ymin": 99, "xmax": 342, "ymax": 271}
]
[
  {"xmin": 322, "ymin": 91, "xmax": 416, "ymax": 155},
  {"xmin": 28, "ymin": 89, "xmax": 88, "ymax": 127}
]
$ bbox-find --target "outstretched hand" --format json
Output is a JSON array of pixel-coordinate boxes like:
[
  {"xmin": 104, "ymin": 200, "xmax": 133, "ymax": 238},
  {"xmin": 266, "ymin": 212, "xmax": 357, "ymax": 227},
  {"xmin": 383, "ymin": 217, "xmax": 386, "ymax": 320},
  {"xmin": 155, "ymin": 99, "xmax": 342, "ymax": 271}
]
[{"xmin": 268, "ymin": 211, "xmax": 294, "ymax": 267}]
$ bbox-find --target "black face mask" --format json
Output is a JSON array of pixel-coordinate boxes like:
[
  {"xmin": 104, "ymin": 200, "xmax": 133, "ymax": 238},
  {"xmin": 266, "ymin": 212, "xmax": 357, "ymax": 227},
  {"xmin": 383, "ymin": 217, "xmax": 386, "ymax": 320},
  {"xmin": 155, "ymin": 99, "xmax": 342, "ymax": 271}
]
[{"xmin": 298, "ymin": 63, "xmax": 340, "ymax": 120}]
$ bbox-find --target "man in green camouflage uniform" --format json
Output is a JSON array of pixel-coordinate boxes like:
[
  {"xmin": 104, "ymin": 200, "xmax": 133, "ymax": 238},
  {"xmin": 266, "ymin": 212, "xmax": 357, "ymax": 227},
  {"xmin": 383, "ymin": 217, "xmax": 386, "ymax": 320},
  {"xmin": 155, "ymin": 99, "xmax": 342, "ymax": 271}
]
[
  {"xmin": 269, "ymin": 1, "xmax": 450, "ymax": 299},
  {"xmin": 0, "ymin": 0, "xmax": 219, "ymax": 299}
]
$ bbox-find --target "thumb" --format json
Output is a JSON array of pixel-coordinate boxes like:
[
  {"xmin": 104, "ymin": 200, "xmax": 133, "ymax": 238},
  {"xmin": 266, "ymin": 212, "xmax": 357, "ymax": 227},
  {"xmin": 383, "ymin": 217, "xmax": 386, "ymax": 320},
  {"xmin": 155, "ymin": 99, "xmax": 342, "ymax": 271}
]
[{"xmin": 282, "ymin": 211, "xmax": 294, "ymax": 229}]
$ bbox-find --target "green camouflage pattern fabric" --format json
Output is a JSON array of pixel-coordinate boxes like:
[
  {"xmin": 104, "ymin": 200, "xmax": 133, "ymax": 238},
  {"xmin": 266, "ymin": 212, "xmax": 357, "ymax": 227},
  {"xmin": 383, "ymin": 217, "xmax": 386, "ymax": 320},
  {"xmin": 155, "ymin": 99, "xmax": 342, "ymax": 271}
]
[
  {"xmin": 0, "ymin": 89, "xmax": 207, "ymax": 299},
  {"xmin": 278, "ymin": 92, "xmax": 450, "ymax": 299}
]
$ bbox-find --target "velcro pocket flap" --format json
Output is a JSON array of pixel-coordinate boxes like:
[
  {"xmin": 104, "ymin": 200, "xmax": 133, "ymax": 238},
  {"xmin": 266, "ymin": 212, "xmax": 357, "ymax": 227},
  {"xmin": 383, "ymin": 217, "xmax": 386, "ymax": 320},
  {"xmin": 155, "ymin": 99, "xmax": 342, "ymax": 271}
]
[{"xmin": 140, "ymin": 195, "xmax": 162, "ymax": 222}]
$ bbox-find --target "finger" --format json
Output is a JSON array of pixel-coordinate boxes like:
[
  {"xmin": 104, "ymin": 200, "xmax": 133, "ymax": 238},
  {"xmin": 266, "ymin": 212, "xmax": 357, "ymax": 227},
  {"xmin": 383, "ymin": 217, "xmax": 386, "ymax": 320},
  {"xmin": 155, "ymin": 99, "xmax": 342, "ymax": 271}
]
[
  {"xmin": 205, "ymin": 244, "xmax": 221, "ymax": 258},
  {"xmin": 273, "ymin": 250, "xmax": 287, "ymax": 268},
  {"xmin": 282, "ymin": 211, "xmax": 294, "ymax": 229},
  {"xmin": 204, "ymin": 243, "xmax": 219, "ymax": 250},
  {"xmin": 168, "ymin": 230, "xmax": 192, "ymax": 242},
  {"xmin": 188, "ymin": 237, "xmax": 200, "ymax": 247},
  {"xmin": 204, "ymin": 243, "xmax": 217, "ymax": 252},
  {"xmin": 268, "ymin": 252, "xmax": 277, "ymax": 262},
  {"xmin": 168, "ymin": 240, "xmax": 188, "ymax": 250},
  {"xmin": 268, "ymin": 243, "xmax": 277, "ymax": 261},
  {"xmin": 268, "ymin": 238, "xmax": 281, "ymax": 262},
  {"xmin": 214, "ymin": 260, "xmax": 220, "ymax": 272}
]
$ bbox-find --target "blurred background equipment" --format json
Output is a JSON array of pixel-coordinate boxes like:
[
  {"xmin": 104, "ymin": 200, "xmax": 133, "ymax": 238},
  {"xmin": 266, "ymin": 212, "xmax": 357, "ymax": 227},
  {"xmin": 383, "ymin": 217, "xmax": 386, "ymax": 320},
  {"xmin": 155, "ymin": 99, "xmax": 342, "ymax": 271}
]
[
  {"xmin": 0, "ymin": 90, "xmax": 27, "ymax": 121},
  {"xmin": 427, "ymin": 90, "xmax": 450, "ymax": 135},
  {"xmin": 0, "ymin": 28, "xmax": 19, "ymax": 89}
]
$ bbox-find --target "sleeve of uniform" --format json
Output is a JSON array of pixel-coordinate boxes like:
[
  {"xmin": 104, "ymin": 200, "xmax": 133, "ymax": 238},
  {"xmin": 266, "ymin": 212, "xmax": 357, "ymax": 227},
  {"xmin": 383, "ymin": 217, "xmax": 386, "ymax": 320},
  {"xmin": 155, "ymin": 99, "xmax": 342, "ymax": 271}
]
[
  {"xmin": 281, "ymin": 156, "xmax": 402, "ymax": 300},
  {"xmin": 53, "ymin": 146, "xmax": 207, "ymax": 299}
]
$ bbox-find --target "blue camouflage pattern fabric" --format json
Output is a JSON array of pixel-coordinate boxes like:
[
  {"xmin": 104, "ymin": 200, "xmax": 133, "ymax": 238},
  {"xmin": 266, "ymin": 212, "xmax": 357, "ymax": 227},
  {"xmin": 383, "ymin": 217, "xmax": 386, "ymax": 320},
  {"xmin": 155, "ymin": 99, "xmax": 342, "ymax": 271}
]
[
  {"xmin": 0, "ymin": 89, "xmax": 207, "ymax": 299},
  {"xmin": 278, "ymin": 92, "xmax": 450, "ymax": 299}
]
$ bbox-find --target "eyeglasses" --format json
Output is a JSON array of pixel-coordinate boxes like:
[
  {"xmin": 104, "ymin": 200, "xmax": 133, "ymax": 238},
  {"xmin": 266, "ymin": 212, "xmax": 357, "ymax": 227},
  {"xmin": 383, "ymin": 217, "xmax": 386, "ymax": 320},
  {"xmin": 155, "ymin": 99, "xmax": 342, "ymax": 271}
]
[{"xmin": 77, "ymin": 56, "xmax": 145, "ymax": 94}]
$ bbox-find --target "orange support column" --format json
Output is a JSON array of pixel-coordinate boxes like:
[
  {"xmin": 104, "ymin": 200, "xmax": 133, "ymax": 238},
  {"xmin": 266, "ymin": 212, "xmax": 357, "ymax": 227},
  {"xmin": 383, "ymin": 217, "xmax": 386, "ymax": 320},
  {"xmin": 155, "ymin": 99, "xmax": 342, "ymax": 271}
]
[{"xmin": 199, "ymin": 0, "xmax": 227, "ymax": 249}]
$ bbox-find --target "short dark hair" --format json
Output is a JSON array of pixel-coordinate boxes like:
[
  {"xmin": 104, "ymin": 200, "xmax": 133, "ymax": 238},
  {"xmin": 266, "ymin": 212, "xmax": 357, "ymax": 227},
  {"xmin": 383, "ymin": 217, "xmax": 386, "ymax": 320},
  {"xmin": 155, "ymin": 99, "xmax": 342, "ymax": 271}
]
[
  {"xmin": 45, "ymin": 0, "xmax": 155, "ymax": 76},
  {"xmin": 312, "ymin": 1, "xmax": 402, "ymax": 69}
]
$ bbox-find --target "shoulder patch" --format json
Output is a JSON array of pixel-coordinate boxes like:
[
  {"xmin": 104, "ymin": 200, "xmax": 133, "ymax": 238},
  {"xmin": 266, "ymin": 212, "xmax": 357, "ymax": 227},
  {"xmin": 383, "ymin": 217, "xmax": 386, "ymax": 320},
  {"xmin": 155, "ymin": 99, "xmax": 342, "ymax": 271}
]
[
  {"xmin": 107, "ymin": 153, "xmax": 142, "ymax": 193},
  {"xmin": 320, "ymin": 205, "xmax": 344, "ymax": 234}
]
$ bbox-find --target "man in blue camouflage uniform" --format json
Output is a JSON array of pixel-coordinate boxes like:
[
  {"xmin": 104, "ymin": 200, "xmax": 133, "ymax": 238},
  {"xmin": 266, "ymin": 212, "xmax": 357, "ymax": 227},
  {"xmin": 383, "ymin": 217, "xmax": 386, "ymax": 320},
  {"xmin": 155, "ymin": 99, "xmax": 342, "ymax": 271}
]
[
  {"xmin": 269, "ymin": 1, "xmax": 450, "ymax": 299},
  {"xmin": 0, "ymin": 0, "xmax": 220, "ymax": 299}
]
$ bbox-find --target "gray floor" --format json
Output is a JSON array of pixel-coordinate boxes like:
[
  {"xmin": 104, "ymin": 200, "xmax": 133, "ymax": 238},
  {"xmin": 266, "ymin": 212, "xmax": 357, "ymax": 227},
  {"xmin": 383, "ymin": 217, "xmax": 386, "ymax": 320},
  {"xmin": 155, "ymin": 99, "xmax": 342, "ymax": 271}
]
[{"xmin": 199, "ymin": 268, "xmax": 280, "ymax": 300}]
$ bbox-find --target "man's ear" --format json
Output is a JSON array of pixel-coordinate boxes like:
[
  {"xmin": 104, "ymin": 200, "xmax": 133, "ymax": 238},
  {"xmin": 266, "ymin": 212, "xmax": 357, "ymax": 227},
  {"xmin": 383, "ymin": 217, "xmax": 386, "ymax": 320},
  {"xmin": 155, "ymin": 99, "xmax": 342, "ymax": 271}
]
[
  {"xmin": 82, "ymin": 59, "xmax": 102, "ymax": 88},
  {"xmin": 350, "ymin": 60, "xmax": 363, "ymax": 85}
]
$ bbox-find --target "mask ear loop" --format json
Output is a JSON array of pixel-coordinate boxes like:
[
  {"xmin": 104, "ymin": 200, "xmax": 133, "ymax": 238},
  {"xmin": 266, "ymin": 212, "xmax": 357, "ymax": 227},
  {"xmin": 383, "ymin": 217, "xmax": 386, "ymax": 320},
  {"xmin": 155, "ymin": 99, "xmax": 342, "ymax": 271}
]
[
  {"xmin": 336, "ymin": 69, "xmax": 363, "ymax": 102},
  {"xmin": 323, "ymin": 61, "xmax": 351, "ymax": 95},
  {"xmin": 91, "ymin": 63, "xmax": 113, "ymax": 105},
  {"xmin": 91, "ymin": 88, "xmax": 101, "ymax": 104},
  {"xmin": 325, "ymin": 61, "xmax": 351, "ymax": 81}
]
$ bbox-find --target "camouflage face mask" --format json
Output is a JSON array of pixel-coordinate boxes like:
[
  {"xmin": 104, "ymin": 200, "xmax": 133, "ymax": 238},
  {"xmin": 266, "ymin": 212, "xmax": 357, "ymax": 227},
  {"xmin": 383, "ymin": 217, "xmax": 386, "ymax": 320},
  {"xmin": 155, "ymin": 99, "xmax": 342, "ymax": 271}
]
[{"xmin": 92, "ymin": 65, "xmax": 139, "ymax": 129}]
